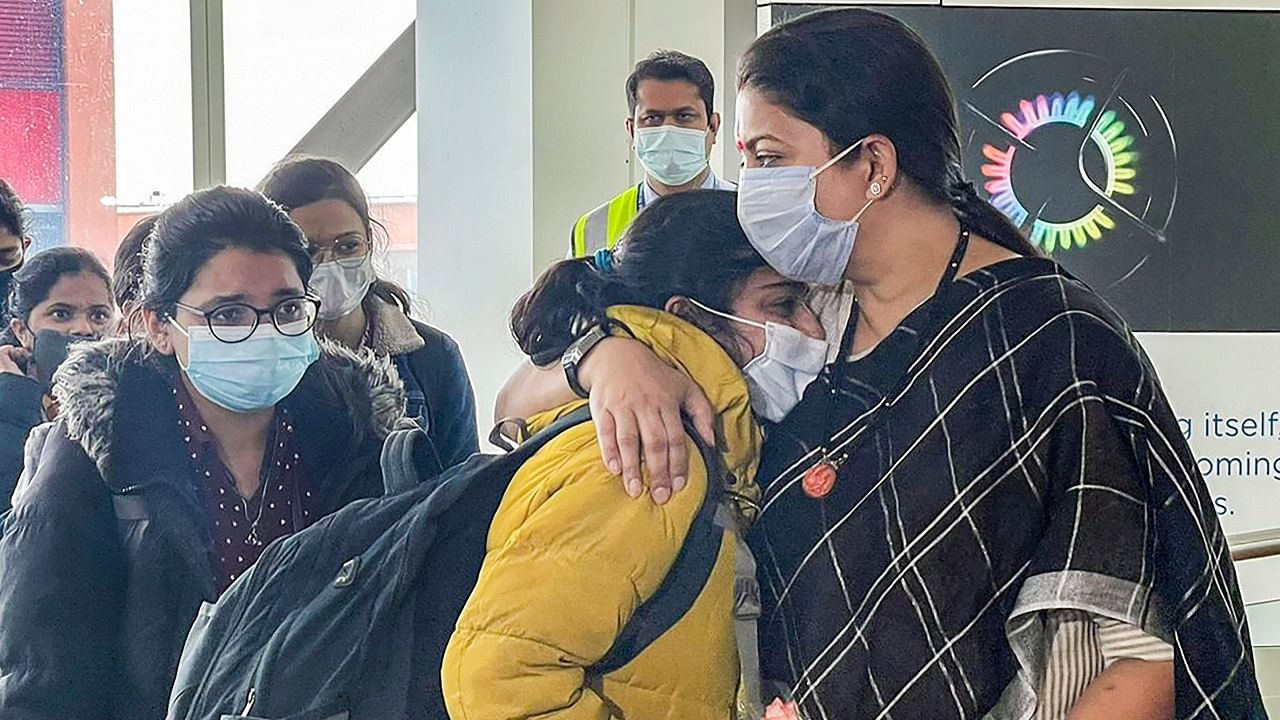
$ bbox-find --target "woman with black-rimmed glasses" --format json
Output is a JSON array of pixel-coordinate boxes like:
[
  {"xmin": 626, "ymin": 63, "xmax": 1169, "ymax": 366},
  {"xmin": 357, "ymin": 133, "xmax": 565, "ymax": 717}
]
[{"xmin": 0, "ymin": 186, "xmax": 407, "ymax": 720}]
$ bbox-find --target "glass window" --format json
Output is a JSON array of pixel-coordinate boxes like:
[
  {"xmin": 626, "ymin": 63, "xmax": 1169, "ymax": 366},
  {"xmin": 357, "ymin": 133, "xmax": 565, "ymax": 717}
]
[
  {"xmin": 0, "ymin": 0, "xmax": 193, "ymax": 267},
  {"xmin": 359, "ymin": 113, "xmax": 418, "ymax": 300},
  {"xmin": 223, "ymin": 0, "xmax": 417, "ymax": 295},
  {"xmin": 112, "ymin": 0, "xmax": 193, "ymax": 210},
  {"xmin": 222, "ymin": 0, "xmax": 415, "ymax": 187}
]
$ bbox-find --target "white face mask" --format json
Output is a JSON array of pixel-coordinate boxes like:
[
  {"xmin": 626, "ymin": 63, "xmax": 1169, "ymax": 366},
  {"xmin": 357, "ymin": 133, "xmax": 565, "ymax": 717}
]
[
  {"xmin": 688, "ymin": 299, "xmax": 829, "ymax": 423},
  {"xmin": 736, "ymin": 139, "xmax": 876, "ymax": 287},
  {"xmin": 310, "ymin": 256, "xmax": 375, "ymax": 321},
  {"xmin": 635, "ymin": 125, "xmax": 710, "ymax": 187}
]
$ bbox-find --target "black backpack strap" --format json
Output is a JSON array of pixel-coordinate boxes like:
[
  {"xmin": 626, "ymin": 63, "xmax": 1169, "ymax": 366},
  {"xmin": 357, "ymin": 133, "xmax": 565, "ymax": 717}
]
[
  {"xmin": 381, "ymin": 406, "xmax": 593, "ymax": 495},
  {"xmin": 588, "ymin": 424, "xmax": 725, "ymax": 675},
  {"xmin": 723, "ymin": 503, "xmax": 764, "ymax": 718},
  {"xmin": 380, "ymin": 427, "xmax": 427, "ymax": 495},
  {"xmin": 112, "ymin": 494, "xmax": 149, "ymax": 521},
  {"xmin": 509, "ymin": 405, "xmax": 593, "ymax": 458}
]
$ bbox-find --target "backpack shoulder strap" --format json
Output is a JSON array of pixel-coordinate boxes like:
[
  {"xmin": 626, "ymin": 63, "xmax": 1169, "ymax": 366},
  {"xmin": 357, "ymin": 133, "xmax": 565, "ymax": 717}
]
[
  {"xmin": 724, "ymin": 503, "xmax": 763, "ymax": 718},
  {"xmin": 112, "ymin": 493, "xmax": 149, "ymax": 521},
  {"xmin": 382, "ymin": 405, "xmax": 594, "ymax": 495},
  {"xmin": 380, "ymin": 426, "xmax": 426, "ymax": 495},
  {"xmin": 588, "ymin": 424, "xmax": 725, "ymax": 675}
]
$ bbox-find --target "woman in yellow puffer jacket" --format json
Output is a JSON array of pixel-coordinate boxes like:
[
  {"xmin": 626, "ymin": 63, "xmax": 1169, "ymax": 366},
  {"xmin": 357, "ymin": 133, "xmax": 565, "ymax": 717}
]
[{"xmin": 442, "ymin": 190, "xmax": 828, "ymax": 720}]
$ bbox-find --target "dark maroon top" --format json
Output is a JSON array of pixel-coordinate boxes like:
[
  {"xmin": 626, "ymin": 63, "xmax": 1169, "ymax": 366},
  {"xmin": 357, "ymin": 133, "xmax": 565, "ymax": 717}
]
[{"xmin": 172, "ymin": 379, "xmax": 314, "ymax": 593}]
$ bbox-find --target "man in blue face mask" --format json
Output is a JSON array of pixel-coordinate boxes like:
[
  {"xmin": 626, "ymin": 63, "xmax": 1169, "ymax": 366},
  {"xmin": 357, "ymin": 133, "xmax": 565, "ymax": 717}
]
[{"xmin": 569, "ymin": 50, "xmax": 736, "ymax": 259}]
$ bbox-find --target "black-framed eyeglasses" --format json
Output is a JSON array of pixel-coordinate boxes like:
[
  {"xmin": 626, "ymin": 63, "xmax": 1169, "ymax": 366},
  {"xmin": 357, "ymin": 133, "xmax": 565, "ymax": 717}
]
[{"xmin": 172, "ymin": 295, "xmax": 321, "ymax": 344}]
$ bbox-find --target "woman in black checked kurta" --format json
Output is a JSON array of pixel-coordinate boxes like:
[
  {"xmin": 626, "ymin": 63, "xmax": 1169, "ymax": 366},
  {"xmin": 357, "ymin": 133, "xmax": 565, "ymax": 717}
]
[{"xmin": 496, "ymin": 8, "xmax": 1264, "ymax": 719}]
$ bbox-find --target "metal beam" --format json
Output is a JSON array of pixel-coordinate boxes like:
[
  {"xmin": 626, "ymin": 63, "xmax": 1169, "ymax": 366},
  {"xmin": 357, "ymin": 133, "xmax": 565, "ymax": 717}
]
[
  {"xmin": 283, "ymin": 21, "xmax": 417, "ymax": 174},
  {"xmin": 190, "ymin": 0, "xmax": 226, "ymax": 189}
]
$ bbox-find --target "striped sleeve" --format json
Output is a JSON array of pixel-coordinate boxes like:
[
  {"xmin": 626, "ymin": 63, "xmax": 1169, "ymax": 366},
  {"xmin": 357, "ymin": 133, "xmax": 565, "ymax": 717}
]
[
  {"xmin": 1095, "ymin": 616, "xmax": 1175, "ymax": 665},
  {"xmin": 1035, "ymin": 610, "xmax": 1174, "ymax": 719}
]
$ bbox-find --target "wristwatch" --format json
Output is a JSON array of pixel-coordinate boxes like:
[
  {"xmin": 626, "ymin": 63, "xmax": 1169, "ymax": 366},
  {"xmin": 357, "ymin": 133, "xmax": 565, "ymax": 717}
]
[{"xmin": 562, "ymin": 322, "xmax": 616, "ymax": 399}]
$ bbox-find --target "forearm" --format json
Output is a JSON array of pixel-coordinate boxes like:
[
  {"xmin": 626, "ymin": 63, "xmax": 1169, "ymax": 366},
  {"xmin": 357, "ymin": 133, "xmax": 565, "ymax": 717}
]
[
  {"xmin": 1067, "ymin": 659, "xmax": 1174, "ymax": 720},
  {"xmin": 494, "ymin": 359, "xmax": 578, "ymax": 423}
]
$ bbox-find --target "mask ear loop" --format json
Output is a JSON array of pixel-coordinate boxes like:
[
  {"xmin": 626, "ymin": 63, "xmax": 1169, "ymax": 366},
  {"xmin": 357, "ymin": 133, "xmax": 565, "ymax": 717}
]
[
  {"xmin": 685, "ymin": 297, "xmax": 766, "ymax": 331},
  {"xmin": 166, "ymin": 316, "xmax": 194, "ymax": 372},
  {"xmin": 682, "ymin": 298, "xmax": 771, "ymax": 367},
  {"xmin": 811, "ymin": 138, "xmax": 881, "ymax": 224},
  {"xmin": 810, "ymin": 139, "xmax": 865, "ymax": 179}
]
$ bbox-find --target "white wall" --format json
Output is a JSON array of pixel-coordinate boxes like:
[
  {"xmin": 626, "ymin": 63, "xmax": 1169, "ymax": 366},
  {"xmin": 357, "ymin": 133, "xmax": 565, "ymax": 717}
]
[
  {"xmin": 420, "ymin": 0, "xmax": 753, "ymax": 435},
  {"xmin": 531, "ymin": 0, "xmax": 753, "ymax": 270},
  {"xmin": 530, "ymin": 1, "xmax": 632, "ymax": 271},
  {"xmin": 417, "ymin": 0, "xmax": 534, "ymax": 438}
]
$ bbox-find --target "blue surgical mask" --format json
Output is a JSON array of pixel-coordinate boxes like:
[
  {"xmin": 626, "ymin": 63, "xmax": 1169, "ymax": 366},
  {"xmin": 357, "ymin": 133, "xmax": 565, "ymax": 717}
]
[
  {"xmin": 635, "ymin": 125, "xmax": 710, "ymax": 186},
  {"xmin": 736, "ymin": 139, "xmax": 876, "ymax": 287},
  {"xmin": 170, "ymin": 320, "xmax": 320, "ymax": 413}
]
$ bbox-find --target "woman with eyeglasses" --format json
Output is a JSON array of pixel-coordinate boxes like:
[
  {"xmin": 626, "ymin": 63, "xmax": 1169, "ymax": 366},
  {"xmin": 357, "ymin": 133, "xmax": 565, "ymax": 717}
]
[
  {"xmin": 260, "ymin": 157, "xmax": 479, "ymax": 476},
  {"xmin": 0, "ymin": 186, "xmax": 406, "ymax": 720}
]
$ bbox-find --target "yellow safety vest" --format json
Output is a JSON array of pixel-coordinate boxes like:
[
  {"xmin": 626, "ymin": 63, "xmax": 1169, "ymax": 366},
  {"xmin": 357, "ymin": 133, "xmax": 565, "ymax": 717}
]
[{"xmin": 571, "ymin": 184, "xmax": 642, "ymax": 258}]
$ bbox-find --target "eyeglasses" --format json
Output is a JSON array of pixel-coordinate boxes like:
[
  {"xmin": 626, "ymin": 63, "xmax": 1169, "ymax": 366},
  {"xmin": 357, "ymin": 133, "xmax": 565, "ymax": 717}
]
[
  {"xmin": 173, "ymin": 295, "xmax": 321, "ymax": 344},
  {"xmin": 311, "ymin": 235, "xmax": 371, "ymax": 268}
]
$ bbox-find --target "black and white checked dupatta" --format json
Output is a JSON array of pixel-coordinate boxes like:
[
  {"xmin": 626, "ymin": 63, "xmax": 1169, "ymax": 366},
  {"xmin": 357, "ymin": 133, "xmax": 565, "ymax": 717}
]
[{"xmin": 751, "ymin": 257, "xmax": 1266, "ymax": 719}]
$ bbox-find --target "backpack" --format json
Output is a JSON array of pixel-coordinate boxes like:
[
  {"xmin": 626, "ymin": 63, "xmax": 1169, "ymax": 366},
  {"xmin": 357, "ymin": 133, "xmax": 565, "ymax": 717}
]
[{"xmin": 166, "ymin": 406, "xmax": 760, "ymax": 720}]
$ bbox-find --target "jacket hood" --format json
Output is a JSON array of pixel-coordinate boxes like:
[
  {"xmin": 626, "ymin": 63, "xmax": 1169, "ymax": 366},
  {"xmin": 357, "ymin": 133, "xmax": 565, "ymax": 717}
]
[
  {"xmin": 366, "ymin": 293, "xmax": 426, "ymax": 356},
  {"xmin": 51, "ymin": 336, "xmax": 406, "ymax": 485}
]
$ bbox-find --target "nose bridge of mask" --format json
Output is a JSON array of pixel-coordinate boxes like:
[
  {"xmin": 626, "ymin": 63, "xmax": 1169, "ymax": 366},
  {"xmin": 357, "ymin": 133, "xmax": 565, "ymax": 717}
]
[
  {"xmin": 686, "ymin": 298, "xmax": 828, "ymax": 368},
  {"xmin": 636, "ymin": 124, "xmax": 709, "ymax": 145},
  {"xmin": 181, "ymin": 324, "xmax": 315, "ymax": 366}
]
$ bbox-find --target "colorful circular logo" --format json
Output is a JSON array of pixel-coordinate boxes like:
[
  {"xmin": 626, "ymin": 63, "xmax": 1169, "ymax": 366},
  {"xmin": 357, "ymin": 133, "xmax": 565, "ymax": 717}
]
[
  {"xmin": 982, "ymin": 91, "xmax": 1139, "ymax": 253},
  {"xmin": 963, "ymin": 50, "xmax": 1176, "ymax": 262}
]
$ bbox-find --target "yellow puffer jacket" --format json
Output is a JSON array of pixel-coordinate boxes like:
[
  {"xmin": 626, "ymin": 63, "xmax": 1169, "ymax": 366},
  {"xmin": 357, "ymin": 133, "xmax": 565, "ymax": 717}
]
[{"xmin": 442, "ymin": 305, "xmax": 762, "ymax": 720}]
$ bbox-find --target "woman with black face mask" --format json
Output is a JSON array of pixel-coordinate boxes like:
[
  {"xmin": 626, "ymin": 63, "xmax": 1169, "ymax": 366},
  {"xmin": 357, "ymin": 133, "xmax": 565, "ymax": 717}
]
[
  {"xmin": 0, "ymin": 180, "xmax": 33, "ymax": 321},
  {"xmin": 0, "ymin": 186, "xmax": 405, "ymax": 720},
  {"xmin": 0, "ymin": 247, "xmax": 113, "ymax": 510}
]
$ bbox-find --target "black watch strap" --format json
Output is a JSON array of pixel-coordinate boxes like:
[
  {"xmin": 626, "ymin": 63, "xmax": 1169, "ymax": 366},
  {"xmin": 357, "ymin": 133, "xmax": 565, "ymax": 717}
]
[
  {"xmin": 562, "ymin": 323, "xmax": 613, "ymax": 399},
  {"xmin": 563, "ymin": 319, "xmax": 635, "ymax": 399}
]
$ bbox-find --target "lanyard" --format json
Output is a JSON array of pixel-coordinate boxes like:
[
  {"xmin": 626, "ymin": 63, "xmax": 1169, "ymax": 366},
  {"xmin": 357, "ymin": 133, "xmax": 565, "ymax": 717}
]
[
  {"xmin": 799, "ymin": 225, "xmax": 972, "ymax": 500},
  {"xmin": 831, "ymin": 224, "xmax": 971, "ymax": 388}
]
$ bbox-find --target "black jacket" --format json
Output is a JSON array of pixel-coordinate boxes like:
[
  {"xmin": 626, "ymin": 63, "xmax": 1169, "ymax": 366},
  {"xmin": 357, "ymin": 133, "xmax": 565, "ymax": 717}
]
[
  {"xmin": 0, "ymin": 338, "xmax": 405, "ymax": 720},
  {"xmin": 0, "ymin": 372, "xmax": 43, "ymax": 510}
]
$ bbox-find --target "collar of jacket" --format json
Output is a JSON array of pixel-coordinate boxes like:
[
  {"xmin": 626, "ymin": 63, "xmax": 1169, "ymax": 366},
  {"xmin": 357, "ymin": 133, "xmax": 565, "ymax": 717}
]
[
  {"xmin": 51, "ymin": 336, "xmax": 407, "ymax": 497},
  {"xmin": 528, "ymin": 305, "xmax": 763, "ymax": 510},
  {"xmin": 365, "ymin": 293, "xmax": 426, "ymax": 357}
]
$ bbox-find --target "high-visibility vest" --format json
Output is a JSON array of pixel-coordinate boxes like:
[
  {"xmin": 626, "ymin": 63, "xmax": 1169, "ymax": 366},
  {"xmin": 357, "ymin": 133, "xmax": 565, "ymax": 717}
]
[{"xmin": 571, "ymin": 184, "xmax": 642, "ymax": 259}]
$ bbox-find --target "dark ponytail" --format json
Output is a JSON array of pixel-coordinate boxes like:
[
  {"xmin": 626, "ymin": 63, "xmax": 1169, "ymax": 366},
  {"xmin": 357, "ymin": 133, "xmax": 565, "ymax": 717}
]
[
  {"xmin": 946, "ymin": 176, "xmax": 1039, "ymax": 257},
  {"xmin": 741, "ymin": 8, "xmax": 1039, "ymax": 258},
  {"xmin": 511, "ymin": 258, "xmax": 612, "ymax": 366},
  {"xmin": 512, "ymin": 190, "xmax": 768, "ymax": 365}
]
